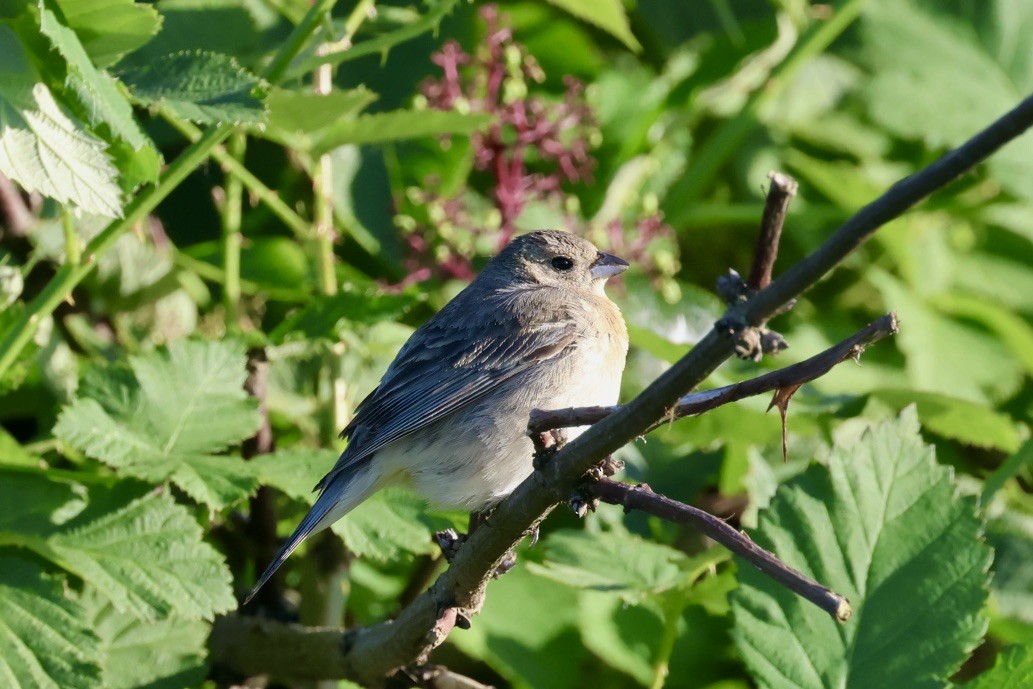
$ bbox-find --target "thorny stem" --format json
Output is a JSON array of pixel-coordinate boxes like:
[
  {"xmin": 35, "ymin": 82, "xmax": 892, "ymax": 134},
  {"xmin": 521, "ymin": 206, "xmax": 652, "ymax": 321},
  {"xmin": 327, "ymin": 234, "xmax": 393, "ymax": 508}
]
[
  {"xmin": 166, "ymin": 116, "xmax": 312, "ymax": 240},
  {"xmin": 528, "ymin": 313, "xmax": 900, "ymax": 435}
]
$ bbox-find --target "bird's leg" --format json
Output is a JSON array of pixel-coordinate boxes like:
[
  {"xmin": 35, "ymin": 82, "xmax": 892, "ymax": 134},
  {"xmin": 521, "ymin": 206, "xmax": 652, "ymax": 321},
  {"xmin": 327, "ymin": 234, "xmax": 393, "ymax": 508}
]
[
  {"xmin": 569, "ymin": 455, "xmax": 624, "ymax": 518},
  {"xmin": 432, "ymin": 509, "xmax": 493, "ymax": 565}
]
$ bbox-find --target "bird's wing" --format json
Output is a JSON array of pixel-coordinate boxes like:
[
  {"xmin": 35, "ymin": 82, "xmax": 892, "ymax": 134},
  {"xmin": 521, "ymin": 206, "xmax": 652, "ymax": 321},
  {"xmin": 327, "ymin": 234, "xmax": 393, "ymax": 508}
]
[{"xmin": 315, "ymin": 290, "xmax": 579, "ymax": 490}]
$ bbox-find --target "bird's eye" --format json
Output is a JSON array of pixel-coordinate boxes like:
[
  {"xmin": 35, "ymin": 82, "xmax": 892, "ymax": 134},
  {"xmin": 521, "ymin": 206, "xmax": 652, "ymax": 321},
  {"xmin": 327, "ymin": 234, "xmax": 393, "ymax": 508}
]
[{"xmin": 551, "ymin": 256, "xmax": 574, "ymax": 271}]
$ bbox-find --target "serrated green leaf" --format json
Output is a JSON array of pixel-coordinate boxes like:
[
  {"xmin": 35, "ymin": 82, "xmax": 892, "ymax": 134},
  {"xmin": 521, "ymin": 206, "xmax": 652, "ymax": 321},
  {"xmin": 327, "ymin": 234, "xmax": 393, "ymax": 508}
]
[
  {"xmin": 961, "ymin": 644, "xmax": 1033, "ymax": 689},
  {"xmin": 45, "ymin": 490, "xmax": 236, "ymax": 620},
  {"xmin": 309, "ymin": 109, "xmax": 493, "ymax": 155},
  {"xmin": 0, "ymin": 25, "xmax": 123, "ymax": 216},
  {"xmin": 81, "ymin": 587, "xmax": 208, "ymax": 689},
  {"xmin": 118, "ymin": 50, "xmax": 266, "ymax": 125},
  {"xmin": 0, "ymin": 557, "xmax": 101, "ymax": 689},
  {"xmin": 731, "ymin": 408, "xmax": 992, "ymax": 689},
  {"xmin": 38, "ymin": 0, "xmax": 161, "ymax": 187},
  {"xmin": 527, "ymin": 529, "xmax": 692, "ymax": 603},
  {"xmin": 544, "ymin": 0, "xmax": 641, "ymax": 52},
  {"xmin": 331, "ymin": 488, "xmax": 436, "ymax": 561},
  {"xmin": 251, "ymin": 447, "xmax": 336, "ymax": 501},
  {"xmin": 55, "ymin": 0, "xmax": 162, "ymax": 67},
  {"xmin": 54, "ymin": 340, "xmax": 261, "ymax": 508},
  {"xmin": 872, "ymin": 389, "xmax": 1021, "ymax": 453}
]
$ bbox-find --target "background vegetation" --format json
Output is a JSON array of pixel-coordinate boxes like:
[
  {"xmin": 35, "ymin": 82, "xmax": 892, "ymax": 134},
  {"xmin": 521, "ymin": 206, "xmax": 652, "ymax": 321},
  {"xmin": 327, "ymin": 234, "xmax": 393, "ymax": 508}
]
[{"xmin": 0, "ymin": 0, "xmax": 1031, "ymax": 687}]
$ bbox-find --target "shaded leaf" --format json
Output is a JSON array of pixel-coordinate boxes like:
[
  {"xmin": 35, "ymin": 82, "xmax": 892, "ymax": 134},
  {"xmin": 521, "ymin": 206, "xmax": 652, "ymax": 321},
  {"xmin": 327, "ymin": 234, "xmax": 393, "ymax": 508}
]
[
  {"xmin": 54, "ymin": 340, "xmax": 261, "ymax": 508},
  {"xmin": 118, "ymin": 50, "xmax": 266, "ymax": 125},
  {"xmin": 264, "ymin": 87, "xmax": 378, "ymax": 145},
  {"xmin": 0, "ymin": 557, "xmax": 101, "ymax": 689},
  {"xmin": 731, "ymin": 408, "xmax": 992, "ymax": 689},
  {"xmin": 269, "ymin": 289, "xmax": 419, "ymax": 344},
  {"xmin": 332, "ymin": 488, "xmax": 436, "ymax": 561}
]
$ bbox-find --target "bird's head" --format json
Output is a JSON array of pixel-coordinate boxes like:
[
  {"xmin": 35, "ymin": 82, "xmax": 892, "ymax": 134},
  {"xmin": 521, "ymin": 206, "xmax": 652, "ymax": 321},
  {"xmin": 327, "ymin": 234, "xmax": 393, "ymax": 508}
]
[{"xmin": 487, "ymin": 230, "xmax": 629, "ymax": 294}]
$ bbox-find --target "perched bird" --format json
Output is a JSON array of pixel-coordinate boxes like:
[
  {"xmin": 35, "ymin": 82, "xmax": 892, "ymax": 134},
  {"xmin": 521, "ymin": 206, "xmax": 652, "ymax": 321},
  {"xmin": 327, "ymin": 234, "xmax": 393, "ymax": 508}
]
[{"xmin": 247, "ymin": 230, "xmax": 629, "ymax": 601}]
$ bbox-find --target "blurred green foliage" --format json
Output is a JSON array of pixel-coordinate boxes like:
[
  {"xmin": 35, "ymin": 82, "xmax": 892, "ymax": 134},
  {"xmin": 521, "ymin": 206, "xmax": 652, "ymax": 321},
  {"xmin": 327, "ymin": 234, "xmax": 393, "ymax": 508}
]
[{"xmin": 0, "ymin": 0, "xmax": 1031, "ymax": 688}]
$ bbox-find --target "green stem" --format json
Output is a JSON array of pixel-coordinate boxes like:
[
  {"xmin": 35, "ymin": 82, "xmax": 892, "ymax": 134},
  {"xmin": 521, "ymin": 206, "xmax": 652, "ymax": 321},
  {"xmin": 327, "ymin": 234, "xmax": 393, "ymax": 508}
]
[
  {"xmin": 665, "ymin": 0, "xmax": 867, "ymax": 226},
  {"xmin": 60, "ymin": 208, "xmax": 80, "ymax": 266},
  {"xmin": 220, "ymin": 133, "xmax": 246, "ymax": 328},
  {"xmin": 0, "ymin": 0, "xmax": 337, "ymax": 383},
  {"xmin": 650, "ymin": 593, "xmax": 686, "ymax": 689},
  {"xmin": 166, "ymin": 116, "xmax": 312, "ymax": 240}
]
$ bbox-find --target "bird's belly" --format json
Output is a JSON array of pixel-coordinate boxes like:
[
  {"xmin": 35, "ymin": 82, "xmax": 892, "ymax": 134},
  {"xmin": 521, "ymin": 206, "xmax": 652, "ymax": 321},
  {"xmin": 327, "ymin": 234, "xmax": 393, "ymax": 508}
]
[{"xmin": 376, "ymin": 339, "xmax": 623, "ymax": 511}]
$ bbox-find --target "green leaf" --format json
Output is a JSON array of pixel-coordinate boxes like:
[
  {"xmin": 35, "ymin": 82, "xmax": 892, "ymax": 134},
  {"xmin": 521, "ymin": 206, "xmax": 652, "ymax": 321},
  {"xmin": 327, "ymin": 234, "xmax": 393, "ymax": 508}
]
[
  {"xmin": 986, "ymin": 514, "xmax": 1033, "ymax": 627},
  {"xmin": 47, "ymin": 489, "xmax": 235, "ymax": 620},
  {"xmin": 0, "ymin": 303, "xmax": 39, "ymax": 395},
  {"xmin": 960, "ymin": 645, "xmax": 1033, "ymax": 689},
  {"xmin": 731, "ymin": 408, "xmax": 992, "ymax": 689},
  {"xmin": 332, "ymin": 488, "xmax": 437, "ymax": 561},
  {"xmin": 872, "ymin": 389, "xmax": 1021, "ymax": 453},
  {"xmin": 527, "ymin": 528, "xmax": 693, "ymax": 603},
  {"xmin": 544, "ymin": 0, "xmax": 642, "ymax": 52},
  {"xmin": 862, "ymin": 0, "xmax": 1033, "ymax": 200},
  {"xmin": 255, "ymin": 450, "xmax": 436, "ymax": 561},
  {"xmin": 0, "ymin": 25, "xmax": 123, "ymax": 216},
  {"xmin": 82, "ymin": 588, "xmax": 208, "ymax": 689},
  {"xmin": 252, "ymin": 447, "xmax": 335, "ymax": 501},
  {"xmin": 264, "ymin": 86, "xmax": 378, "ymax": 146},
  {"xmin": 54, "ymin": 340, "xmax": 261, "ymax": 508},
  {"xmin": 38, "ymin": 0, "xmax": 161, "ymax": 187},
  {"xmin": 269, "ymin": 289, "xmax": 419, "ymax": 344},
  {"xmin": 309, "ymin": 109, "xmax": 493, "ymax": 155},
  {"xmin": 0, "ymin": 557, "xmax": 101, "ymax": 689},
  {"xmin": 54, "ymin": 0, "xmax": 162, "ymax": 67},
  {"xmin": 118, "ymin": 50, "xmax": 267, "ymax": 125}
]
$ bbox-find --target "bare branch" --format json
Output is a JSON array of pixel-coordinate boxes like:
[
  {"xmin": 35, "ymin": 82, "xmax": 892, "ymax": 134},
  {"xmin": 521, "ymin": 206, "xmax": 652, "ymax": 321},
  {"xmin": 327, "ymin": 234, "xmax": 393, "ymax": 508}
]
[
  {"xmin": 748, "ymin": 172, "xmax": 798, "ymax": 291},
  {"xmin": 586, "ymin": 479, "xmax": 851, "ymax": 622},
  {"xmin": 529, "ymin": 312, "xmax": 900, "ymax": 435}
]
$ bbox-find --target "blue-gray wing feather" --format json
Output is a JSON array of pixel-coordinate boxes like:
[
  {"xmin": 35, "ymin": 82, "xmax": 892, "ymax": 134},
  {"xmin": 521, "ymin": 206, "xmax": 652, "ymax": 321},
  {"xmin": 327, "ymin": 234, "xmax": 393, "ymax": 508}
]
[{"xmin": 315, "ymin": 289, "xmax": 578, "ymax": 490}]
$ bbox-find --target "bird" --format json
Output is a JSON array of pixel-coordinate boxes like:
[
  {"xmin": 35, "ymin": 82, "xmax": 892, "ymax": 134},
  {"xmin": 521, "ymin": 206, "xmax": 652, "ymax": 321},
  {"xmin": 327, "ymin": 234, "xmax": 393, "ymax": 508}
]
[{"xmin": 246, "ymin": 230, "xmax": 629, "ymax": 602}]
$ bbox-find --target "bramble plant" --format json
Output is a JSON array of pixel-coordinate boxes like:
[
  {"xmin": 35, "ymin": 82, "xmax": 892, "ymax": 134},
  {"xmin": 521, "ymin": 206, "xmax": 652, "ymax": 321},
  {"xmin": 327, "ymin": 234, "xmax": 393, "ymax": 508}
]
[{"xmin": 0, "ymin": 1, "xmax": 1032, "ymax": 689}]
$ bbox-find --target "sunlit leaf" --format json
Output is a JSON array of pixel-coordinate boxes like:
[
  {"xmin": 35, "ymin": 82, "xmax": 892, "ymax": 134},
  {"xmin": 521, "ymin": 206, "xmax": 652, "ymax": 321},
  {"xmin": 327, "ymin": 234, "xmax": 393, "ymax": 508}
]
[
  {"xmin": 118, "ymin": 50, "xmax": 266, "ymax": 125},
  {"xmin": 732, "ymin": 408, "xmax": 992, "ymax": 689},
  {"xmin": 55, "ymin": 0, "xmax": 162, "ymax": 67},
  {"xmin": 544, "ymin": 0, "xmax": 641, "ymax": 52},
  {"xmin": 0, "ymin": 26, "xmax": 122, "ymax": 216},
  {"xmin": 54, "ymin": 340, "xmax": 261, "ymax": 508}
]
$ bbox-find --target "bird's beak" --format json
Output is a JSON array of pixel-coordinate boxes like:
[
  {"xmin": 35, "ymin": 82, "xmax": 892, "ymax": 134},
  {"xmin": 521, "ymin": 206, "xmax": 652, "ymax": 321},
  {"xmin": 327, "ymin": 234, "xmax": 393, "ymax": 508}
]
[{"xmin": 590, "ymin": 252, "xmax": 630, "ymax": 279}]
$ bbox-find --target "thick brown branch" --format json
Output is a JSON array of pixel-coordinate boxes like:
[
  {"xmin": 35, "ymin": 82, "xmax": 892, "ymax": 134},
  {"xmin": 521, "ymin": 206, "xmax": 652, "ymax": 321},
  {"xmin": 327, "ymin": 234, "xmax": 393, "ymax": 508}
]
[
  {"xmin": 586, "ymin": 479, "xmax": 851, "ymax": 621},
  {"xmin": 529, "ymin": 312, "xmax": 899, "ymax": 435},
  {"xmin": 747, "ymin": 171, "xmax": 798, "ymax": 291}
]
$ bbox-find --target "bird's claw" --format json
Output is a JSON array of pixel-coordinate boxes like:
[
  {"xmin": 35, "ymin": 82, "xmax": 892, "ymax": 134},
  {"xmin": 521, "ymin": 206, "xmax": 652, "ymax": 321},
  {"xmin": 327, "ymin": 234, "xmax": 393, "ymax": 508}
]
[{"xmin": 434, "ymin": 528, "xmax": 466, "ymax": 563}]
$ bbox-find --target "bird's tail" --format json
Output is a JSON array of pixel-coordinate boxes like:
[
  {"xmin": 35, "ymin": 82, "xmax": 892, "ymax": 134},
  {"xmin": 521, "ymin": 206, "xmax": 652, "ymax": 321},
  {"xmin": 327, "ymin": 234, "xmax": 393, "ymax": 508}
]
[{"xmin": 244, "ymin": 464, "xmax": 379, "ymax": 605}]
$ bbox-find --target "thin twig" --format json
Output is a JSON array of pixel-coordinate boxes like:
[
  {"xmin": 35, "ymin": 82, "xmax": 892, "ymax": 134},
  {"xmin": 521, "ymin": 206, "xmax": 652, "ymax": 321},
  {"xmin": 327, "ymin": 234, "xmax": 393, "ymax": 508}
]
[
  {"xmin": 529, "ymin": 313, "xmax": 899, "ymax": 435},
  {"xmin": 747, "ymin": 172, "xmax": 798, "ymax": 291},
  {"xmin": 586, "ymin": 479, "xmax": 851, "ymax": 621}
]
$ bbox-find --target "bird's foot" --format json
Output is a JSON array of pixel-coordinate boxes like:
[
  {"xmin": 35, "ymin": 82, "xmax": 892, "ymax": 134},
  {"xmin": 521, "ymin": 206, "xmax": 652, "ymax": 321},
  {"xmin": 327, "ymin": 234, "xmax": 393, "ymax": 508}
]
[
  {"xmin": 434, "ymin": 528, "xmax": 466, "ymax": 564},
  {"xmin": 568, "ymin": 456, "xmax": 624, "ymax": 517}
]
